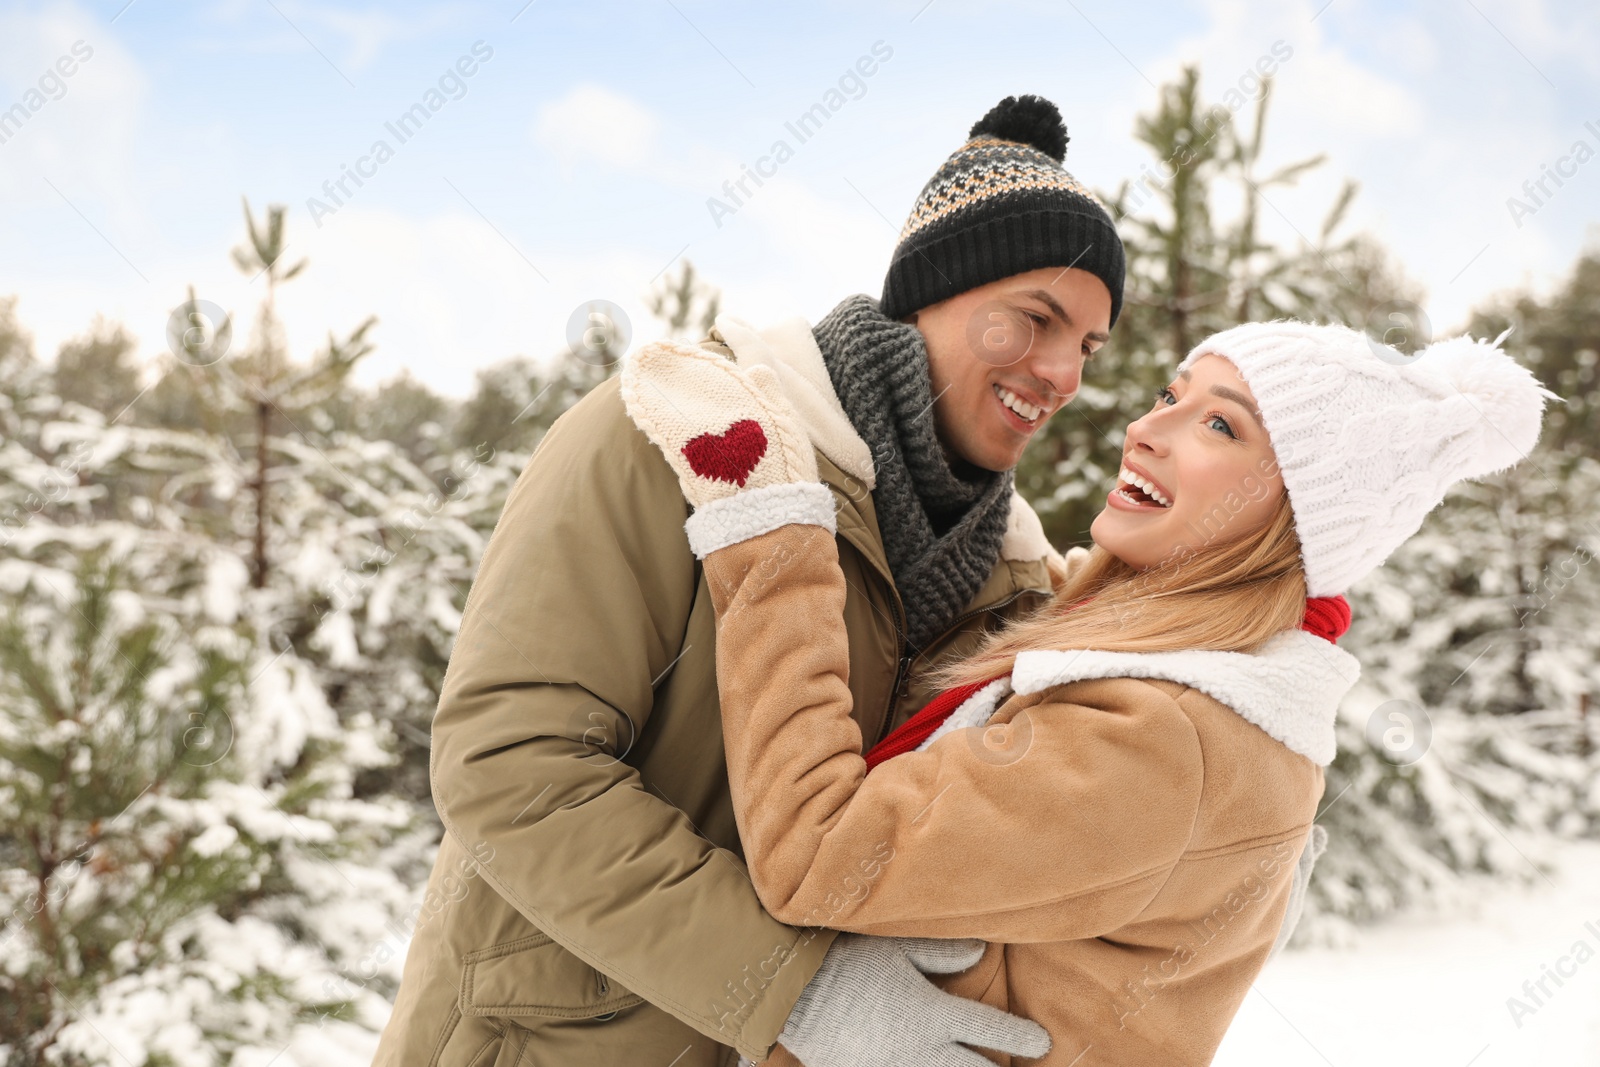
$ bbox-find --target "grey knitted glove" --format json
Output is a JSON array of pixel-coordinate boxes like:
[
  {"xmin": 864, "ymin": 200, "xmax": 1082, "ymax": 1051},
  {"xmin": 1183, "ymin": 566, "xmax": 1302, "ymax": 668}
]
[
  {"xmin": 774, "ymin": 933, "xmax": 1051, "ymax": 1067},
  {"xmin": 1267, "ymin": 824, "xmax": 1328, "ymax": 962}
]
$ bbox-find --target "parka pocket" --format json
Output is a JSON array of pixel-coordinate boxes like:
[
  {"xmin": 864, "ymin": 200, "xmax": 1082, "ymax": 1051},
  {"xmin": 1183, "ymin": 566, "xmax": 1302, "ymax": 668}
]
[
  {"xmin": 459, "ymin": 931, "xmax": 644, "ymax": 1020},
  {"xmin": 432, "ymin": 1008, "xmax": 513, "ymax": 1067}
]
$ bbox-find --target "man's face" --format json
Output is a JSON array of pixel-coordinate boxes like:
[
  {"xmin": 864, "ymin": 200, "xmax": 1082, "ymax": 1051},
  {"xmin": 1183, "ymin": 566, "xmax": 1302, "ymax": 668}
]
[{"xmin": 909, "ymin": 266, "xmax": 1113, "ymax": 472}]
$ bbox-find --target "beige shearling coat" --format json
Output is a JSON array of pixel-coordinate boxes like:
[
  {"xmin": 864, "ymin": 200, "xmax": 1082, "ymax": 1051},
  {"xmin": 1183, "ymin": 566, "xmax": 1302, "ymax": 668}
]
[{"xmin": 703, "ymin": 523, "xmax": 1361, "ymax": 1067}]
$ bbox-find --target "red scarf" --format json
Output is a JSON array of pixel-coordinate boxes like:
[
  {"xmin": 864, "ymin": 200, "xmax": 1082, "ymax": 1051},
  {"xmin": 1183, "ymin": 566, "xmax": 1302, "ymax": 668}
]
[{"xmin": 862, "ymin": 595, "xmax": 1352, "ymax": 773}]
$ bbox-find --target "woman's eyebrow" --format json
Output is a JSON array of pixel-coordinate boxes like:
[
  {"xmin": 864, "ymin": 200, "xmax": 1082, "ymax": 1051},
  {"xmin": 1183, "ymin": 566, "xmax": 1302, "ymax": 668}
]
[
  {"xmin": 1210, "ymin": 385, "xmax": 1266, "ymax": 430},
  {"xmin": 1174, "ymin": 368, "xmax": 1265, "ymax": 429}
]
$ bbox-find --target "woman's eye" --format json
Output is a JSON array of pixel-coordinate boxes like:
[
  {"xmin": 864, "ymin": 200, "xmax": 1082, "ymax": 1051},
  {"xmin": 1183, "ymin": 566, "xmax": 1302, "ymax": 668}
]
[
  {"xmin": 1153, "ymin": 387, "xmax": 1175, "ymax": 406},
  {"xmin": 1208, "ymin": 414, "xmax": 1237, "ymax": 439}
]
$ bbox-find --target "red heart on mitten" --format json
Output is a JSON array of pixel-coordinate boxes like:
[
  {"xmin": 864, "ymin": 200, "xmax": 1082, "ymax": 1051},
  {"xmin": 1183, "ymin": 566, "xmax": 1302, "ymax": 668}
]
[{"xmin": 682, "ymin": 419, "xmax": 768, "ymax": 487}]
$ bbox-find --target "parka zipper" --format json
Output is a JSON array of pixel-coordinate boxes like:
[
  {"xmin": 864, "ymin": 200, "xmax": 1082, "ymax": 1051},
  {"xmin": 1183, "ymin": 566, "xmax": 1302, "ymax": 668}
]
[
  {"xmin": 867, "ymin": 585, "xmax": 1039, "ymax": 749},
  {"xmin": 870, "ymin": 586, "xmax": 912, "ymax": 749}
]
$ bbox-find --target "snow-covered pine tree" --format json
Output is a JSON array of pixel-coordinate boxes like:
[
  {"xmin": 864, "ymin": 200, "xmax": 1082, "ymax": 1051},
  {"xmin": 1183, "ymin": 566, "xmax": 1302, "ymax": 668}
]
[
  {"xmin": 1305, "ymin": 430, "xmax": 1600, "ymax": 937},
  {"xmin": 0, "ymin": 276, "xmax": 430, "ymax": 1067}
]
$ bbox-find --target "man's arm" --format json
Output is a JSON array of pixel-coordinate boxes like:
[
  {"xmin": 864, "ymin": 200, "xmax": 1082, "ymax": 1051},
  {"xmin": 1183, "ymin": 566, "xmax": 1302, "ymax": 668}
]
[{"xmin": 430, "ymin": 379, "xmax": 834, "ymax": 1058}]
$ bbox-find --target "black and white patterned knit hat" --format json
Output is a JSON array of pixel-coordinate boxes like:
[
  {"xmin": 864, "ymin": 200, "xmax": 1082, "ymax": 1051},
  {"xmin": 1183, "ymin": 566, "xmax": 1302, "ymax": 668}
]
[{"xmin": 881, "ymin": 94, "xmax": 1126, "ymax": 327}]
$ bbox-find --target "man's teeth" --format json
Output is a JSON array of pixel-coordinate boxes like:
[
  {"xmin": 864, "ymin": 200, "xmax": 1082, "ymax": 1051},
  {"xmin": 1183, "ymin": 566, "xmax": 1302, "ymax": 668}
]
[
  {"xmin": 994, "ymin": 384, "xmax": 1042, "ymax": 422},
  {"xmin": 1119, "ymin": 465, "xmax": 1173, "ymax": 508}
]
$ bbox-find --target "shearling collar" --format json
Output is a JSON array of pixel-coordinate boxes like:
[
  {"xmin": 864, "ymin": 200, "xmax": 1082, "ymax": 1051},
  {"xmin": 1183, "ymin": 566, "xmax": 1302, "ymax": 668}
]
[
  {"xmin": 916, "ymin": 630, "xmax": 1359, "ymax": 766},
  {"xmin": 1009, "ymin": 631, "xmax": 1361, "ymax": 765}
]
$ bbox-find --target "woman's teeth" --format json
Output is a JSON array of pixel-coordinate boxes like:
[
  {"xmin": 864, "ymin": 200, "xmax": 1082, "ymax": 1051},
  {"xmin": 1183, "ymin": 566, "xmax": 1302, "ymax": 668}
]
[
  {"xmin": 1118, "ymin": 465, "xmax": 1173, "ymax": 508},
  {"xmin": 994, "ymin": 384, "xmax": 1042, "ymax": 422}
]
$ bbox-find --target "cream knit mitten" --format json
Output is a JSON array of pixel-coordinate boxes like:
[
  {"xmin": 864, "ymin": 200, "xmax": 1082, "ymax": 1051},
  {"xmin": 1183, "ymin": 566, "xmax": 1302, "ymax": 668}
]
[{"xmin": 621, "ymin": 339, "xmax": 837, "ymax": 558}]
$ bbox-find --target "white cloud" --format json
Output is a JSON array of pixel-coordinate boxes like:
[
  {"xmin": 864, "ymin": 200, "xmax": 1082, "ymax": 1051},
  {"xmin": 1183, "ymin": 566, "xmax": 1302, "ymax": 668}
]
[
  {"xmin": 706, "ymin": 175, "xmax": 894, "ymax": 324},
  {"xmin": 534, "ymin": 83, "xmax": 661, "ymax": 171},
  {"xmin": 0, "ymin": 3, "xmax": 148, "ymax": 230},
  {"xmin": 1465, "ymin": 0, "xmax": 1600, "ymax": 82},
  {"xmin": 1134, "ymin": 0, "xmax": 1588, "ymax": 333},
  {"xmin": 292, "ymin": 4, "xmax": 460, "ymax": 74},
  {"xmin": 265, "ymin": 205, "xmax": 681, "ymax": 398},
  {"xmin": 10, "ymin": 203, "xmax": 666, "ymax": 401}
]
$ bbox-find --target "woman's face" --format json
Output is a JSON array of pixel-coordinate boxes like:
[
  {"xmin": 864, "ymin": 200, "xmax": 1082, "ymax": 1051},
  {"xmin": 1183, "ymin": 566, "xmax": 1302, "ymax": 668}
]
[{"xmin": 1089, "ymin": 353, "xmax": 1286, "ymax": 569}]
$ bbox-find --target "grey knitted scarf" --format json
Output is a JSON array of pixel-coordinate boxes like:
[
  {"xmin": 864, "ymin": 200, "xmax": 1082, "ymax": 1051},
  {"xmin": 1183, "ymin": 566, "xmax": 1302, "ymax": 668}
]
[{"xmin": 812, "ymin": 294, "xmax": 1014, "ymax": 651}]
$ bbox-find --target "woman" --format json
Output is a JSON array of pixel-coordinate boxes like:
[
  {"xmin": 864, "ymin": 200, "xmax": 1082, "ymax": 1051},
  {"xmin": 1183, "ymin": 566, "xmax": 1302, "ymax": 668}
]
[{"xmin": 622, "ymin": 319, "xmax": 1552, "ymax": 1065}]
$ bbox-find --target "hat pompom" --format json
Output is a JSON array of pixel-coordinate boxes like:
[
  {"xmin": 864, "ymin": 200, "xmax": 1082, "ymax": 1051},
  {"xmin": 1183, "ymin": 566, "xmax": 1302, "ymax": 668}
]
[
  {"xmin": 1410, "ymin": 332, "xmax": 1558, "ymax": 477},
  {"xmin": 968, "ymin": 95, "xmax": 1068, "ymax": 161}
]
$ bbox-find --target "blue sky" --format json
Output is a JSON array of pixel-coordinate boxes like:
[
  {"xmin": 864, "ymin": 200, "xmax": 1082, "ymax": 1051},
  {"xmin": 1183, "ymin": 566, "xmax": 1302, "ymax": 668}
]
[{"xmin": 1, "ymin": 0, "xmax": 1596, "ymax": 397}]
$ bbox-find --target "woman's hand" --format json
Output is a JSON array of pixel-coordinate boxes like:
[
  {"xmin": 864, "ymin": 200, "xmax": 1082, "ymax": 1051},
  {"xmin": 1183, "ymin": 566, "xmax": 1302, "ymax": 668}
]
[
  {"xmin": 622, "ymin": 339, "xmax": 838, "ymax": 559},
  {"xmin": 621, "ymin": 339, "xmax": 818, "ymax": 506}
]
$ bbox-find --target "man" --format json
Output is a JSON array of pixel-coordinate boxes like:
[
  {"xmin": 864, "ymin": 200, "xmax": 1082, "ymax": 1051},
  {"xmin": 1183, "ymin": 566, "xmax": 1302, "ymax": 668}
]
[{"xmin": 373, "ymin": 93, "xmax": 1125, "ymax": 1067}]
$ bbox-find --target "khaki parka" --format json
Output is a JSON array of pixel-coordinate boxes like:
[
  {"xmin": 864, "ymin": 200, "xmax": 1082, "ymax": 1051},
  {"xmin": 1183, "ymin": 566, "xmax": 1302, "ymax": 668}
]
[{"xmin": 371, "ymin": 315, "xmax": 1059, "ymax": 1067}]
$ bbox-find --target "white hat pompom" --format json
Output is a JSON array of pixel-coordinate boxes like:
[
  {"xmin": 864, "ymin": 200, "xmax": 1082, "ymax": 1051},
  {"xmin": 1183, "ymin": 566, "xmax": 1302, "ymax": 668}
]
[
  {"xmin": 1182, "ymin": 320, "xmax": 1557, "ymax": 596},
  {"xmin": 1408, "ymin": 330, "xmax": 1559, "ymax": 478}
]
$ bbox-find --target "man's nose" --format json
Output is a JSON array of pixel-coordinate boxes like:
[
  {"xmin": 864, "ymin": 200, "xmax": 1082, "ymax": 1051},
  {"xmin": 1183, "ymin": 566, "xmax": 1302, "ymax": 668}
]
[{"xmin": 1032, "ymin": 342, "xmax": 1084, "ymax": 402}]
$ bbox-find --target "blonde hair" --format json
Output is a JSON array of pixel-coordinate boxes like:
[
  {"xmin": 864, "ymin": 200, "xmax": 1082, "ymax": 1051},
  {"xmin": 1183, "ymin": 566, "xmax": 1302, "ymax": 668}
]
[{"xmin": 929, "ymin": 493, "xmax": 1308, "ymax": 690}]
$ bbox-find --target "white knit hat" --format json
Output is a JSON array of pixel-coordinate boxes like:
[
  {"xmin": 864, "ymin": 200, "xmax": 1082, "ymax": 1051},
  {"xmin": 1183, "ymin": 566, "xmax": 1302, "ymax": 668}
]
[{"xmin": 1179, "ymin": 321, "xmax": 1558, "ymax": 597}]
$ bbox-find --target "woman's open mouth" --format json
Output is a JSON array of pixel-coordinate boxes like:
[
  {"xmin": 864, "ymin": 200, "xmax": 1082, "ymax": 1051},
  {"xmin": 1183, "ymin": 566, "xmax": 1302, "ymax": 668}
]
[{"xmin": 1111, "ymin": 464, "xmax": 1173, "ymax": 509}]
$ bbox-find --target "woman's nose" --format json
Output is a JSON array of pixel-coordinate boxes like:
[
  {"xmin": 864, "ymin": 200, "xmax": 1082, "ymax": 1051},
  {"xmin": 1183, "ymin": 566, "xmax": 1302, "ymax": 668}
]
[{"xmin": 1125, "ymin": 413, "xmax": 1169, "ymax": 457}]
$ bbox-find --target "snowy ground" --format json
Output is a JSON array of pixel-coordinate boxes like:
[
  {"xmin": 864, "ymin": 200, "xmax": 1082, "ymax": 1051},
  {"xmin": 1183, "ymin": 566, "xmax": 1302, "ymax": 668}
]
[
  {"xmin": 296, "ymin": 842, "xmax": 1600, "ymax": 1067},
  {"xmin": 1216, "ymin": 839, "xmax": 1600, "ymax": 1066}
]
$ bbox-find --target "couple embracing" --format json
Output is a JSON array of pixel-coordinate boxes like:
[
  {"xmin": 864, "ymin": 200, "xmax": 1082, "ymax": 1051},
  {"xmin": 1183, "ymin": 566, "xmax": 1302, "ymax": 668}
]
[{"xmin": 374, "ymin": 95, "xmax": 1552, "ymax": 1067}]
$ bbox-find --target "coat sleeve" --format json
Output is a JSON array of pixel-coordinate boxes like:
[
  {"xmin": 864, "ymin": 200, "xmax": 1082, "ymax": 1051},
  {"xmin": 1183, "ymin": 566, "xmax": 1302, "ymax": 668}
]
[
  {"xmin": 430, "ymin": 379, "xmax": 834, "ymax": 1059},
  {"xmin": 705, "ymin": 523, "xmax": 1206, "ymax": 943}
]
